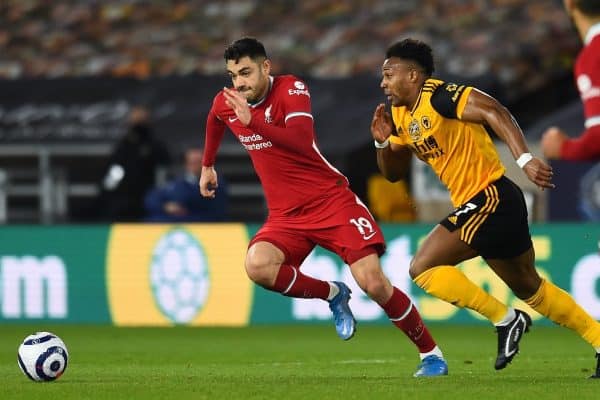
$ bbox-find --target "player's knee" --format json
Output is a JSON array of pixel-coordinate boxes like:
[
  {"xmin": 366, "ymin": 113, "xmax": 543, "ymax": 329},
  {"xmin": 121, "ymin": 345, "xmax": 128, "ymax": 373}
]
[
  {"xmin": 508, "ymin": 267, "xmax": 541, "ymax": 299},
  {"xmin": 364, "ymin": 279, "xmax": 387, "ymax": 299},
  {"xmin": 245, "ymin": 264, "xmax": 273, "ymax": 287},
  {"xmin": 244, "ymin": 254, "xmax": 278, "ymax": 286},
  {"xmin": 409, "ymin": 257, "xmax": 427, "ymax": 280},
  {"xmin": 511, "ymin": 278, "xmax": 540, "ymax": 300}
]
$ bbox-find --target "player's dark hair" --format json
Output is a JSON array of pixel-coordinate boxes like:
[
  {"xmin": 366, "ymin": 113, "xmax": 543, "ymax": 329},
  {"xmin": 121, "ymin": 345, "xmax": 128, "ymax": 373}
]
[
  {"xmin": 386, "ymin": 39, "xmax": 434, "ymax": 77},
  {"xmin": 224, "ymin": 37, "xmax": 268, "ymax": 63},
  {"xmin": 575, "ymin": 0, "xmax": 600, "ymax": 15}
]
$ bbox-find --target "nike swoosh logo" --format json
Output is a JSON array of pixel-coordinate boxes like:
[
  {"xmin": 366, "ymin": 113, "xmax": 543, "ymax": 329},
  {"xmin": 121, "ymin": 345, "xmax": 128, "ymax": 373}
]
[
  {"xmin": 363, "ymin": 232, "xmax": 377, "ymax": 240},
  {"xmin": 504, "ymin": 314, "xmax": 525, "ymax": 357},
  {"xmin": 228, "ymin": 116, "xmax": 238, "ymax": 122}
]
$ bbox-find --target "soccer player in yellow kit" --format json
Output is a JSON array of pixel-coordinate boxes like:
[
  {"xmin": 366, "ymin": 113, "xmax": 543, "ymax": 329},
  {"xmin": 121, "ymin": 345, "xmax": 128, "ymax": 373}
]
[{"xmin": 371, "ymin": 38, "xmax": 600, "ymax": 377}]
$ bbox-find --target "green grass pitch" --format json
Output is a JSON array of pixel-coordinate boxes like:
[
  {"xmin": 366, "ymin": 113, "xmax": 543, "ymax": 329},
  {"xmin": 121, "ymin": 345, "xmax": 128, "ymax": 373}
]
[{"xmin": 1, "ymin": 324, "xmax": 598, "ymax": 399}]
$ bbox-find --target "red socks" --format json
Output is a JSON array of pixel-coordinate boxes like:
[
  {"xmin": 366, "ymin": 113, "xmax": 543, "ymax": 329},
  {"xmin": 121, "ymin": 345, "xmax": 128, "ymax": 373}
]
[
  {"xmin": 382, "ymin": 287, "xmax": 436, "ymax": 353},
  {"xmin": 271, "ymin": 267, "xmax": 437, "ymax": 354},
  {"xmin": 272, "ymin": 264, "xmax": 330, "ymax": 299}
]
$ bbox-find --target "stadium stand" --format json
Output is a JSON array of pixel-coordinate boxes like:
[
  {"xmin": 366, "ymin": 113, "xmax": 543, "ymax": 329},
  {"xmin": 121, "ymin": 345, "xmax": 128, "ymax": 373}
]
[
  {"xmin": 0, "ymin": 0, "xmax": 583, "ymax": 223},
  {"xmin": 0, "ymin": 0, "xmax": 577, "ymax": 98}
]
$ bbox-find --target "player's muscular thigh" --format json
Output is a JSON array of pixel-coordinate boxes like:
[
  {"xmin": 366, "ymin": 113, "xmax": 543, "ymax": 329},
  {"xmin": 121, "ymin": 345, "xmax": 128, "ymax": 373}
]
[{"xmin": 409, "ymin": 225, "xmax": 476, "ymax": 278}]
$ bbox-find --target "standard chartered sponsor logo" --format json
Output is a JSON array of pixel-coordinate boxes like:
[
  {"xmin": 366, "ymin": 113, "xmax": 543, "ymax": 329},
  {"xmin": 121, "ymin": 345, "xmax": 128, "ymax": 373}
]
[
  {"xmin": 1, "ymin": 255, "xmax": 67, "ymax": 319},
  {"xmin": 239, "ymin": 133, "xmax": 265, "ymax": 143},
  {"xmin": 243, "ymin": 141, "xmax": 272, "ymax": 151},
  {"xmin": 150, "ymin": 229, "xmax": 210, "ymax": 324},
  {"xmin": 239, "ymin": 133, "xmax": 272, "ymax": 151}
]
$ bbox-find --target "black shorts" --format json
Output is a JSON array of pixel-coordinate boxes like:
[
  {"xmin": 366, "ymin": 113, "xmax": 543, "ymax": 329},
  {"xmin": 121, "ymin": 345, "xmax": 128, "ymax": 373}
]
[{"xmin": 439, "ymin": 176, "xmax": 532, "ymax": 259}]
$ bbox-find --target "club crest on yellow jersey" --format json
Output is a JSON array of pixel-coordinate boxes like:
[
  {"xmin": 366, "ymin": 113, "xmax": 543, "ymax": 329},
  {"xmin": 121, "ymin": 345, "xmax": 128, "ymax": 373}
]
[
  {"xmin": 421, "ymin": 116, "xmax": 431, "ymax": 130},
  {"xmin": 408, "ymin": 118, "xmax": 422, "ymax": 141}
]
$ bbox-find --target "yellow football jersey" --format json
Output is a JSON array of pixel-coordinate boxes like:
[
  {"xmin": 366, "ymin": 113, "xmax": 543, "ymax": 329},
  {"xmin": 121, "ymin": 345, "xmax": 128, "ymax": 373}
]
[{"xmin": 389, "ymin": 78, "xmax": 505, "ymax": 206}]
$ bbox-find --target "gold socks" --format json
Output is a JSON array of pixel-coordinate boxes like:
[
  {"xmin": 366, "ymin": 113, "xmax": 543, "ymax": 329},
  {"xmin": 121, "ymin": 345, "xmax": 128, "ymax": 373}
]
[
  {"xmin": 525, "ymin": 279, "xmax": 600, "ymax": 348},
  {"xmin": 414, "ymin": 266, "xmax": 508, "ymax": 324}
]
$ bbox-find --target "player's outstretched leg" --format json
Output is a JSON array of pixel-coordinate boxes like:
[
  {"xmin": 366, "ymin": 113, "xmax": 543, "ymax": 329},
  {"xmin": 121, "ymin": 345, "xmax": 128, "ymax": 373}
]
[
  {"xmin": 328, "ymin": 281, "xmax": 356, "ymax": 340},
  {"xmin": 414, "ymin": 355, "xmax": 449, "ymax": 378},
  {"xmin": 494, "ymin": 309, "xmax": 532, "ymax": 370}
]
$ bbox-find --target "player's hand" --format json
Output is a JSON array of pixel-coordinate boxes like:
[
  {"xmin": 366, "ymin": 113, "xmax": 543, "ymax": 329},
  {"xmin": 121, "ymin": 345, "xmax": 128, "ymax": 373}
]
[
  {"xmin": 223, "ymin": 87, "xmax": 251, "ymax": 126},
  {"xmin": 522, "ymin": 157, "xmax": 555, "ymax": 190},
  {"xmin": 540, "ymin": 126, "xmax": 567, "ymax": 159},
  {"xmin": 371, "ymin": 103, "xmax": 394, "ymax": 144},
  {"xmin": 199, "ymin": 166, "xmax": 219, "ymax": 198}
]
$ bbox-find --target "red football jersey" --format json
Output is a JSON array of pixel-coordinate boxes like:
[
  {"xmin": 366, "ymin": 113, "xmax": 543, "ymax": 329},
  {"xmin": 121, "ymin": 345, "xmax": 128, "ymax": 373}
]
[
  {"xmin": 562, "ymin": 23, "xmax": 600, "ymax": 160},
  {"xmin": 204, "ymin": 75, "xmax": 349, "ymax": 216}
]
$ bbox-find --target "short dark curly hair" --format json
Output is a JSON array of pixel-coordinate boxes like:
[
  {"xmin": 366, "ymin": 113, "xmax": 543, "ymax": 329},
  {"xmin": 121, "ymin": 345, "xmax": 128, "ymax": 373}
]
[
  {"xmin": 385, "ymin": 39, "xmax": 435, "ymax": 77},
  {"xmin": 575, "ymin": 0, "xmax": 600, "ymax": 15},
  {"xmin": 224, "ymin": 37, "xmax": 268, "ymax": 63}
]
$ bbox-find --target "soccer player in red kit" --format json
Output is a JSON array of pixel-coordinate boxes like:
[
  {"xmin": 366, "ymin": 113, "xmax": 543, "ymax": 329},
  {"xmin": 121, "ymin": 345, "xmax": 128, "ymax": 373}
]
[
  {"xmin": 199, "ymin": 37, "xmax": 448, "ymax": 377},
  {"xmin": 541, "ymin": 0, "xmax": 600, "ymax": 160}
]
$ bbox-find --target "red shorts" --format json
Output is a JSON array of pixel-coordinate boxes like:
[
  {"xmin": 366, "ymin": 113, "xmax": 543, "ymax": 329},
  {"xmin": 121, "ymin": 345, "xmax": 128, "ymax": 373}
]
[{"xmin": 250, "ymin": 187, "xmax": 386, "ymax": 267}]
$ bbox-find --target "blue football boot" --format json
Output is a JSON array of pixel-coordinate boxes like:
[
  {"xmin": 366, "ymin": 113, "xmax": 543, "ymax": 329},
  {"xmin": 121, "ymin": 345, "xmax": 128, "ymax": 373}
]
[
  {"xmin": 413, "ymin": 355, "xmax": 449, "ymax": 377},
  {"xmin": 328, "ymin": 281, "xmax": 356, "ymax": 340}
]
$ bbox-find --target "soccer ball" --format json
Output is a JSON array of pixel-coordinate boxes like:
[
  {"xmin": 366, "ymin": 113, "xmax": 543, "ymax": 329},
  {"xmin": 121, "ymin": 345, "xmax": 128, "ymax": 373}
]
[{"xmin": 17, "ymin": 332, "xmax": 68, "ymax": 382}]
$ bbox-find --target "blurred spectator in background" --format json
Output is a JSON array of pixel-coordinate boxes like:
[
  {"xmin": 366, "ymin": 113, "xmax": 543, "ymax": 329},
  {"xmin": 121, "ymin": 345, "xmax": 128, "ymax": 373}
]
[
  {"xmin": 541, "ymin": 0, "xmax": 600, "ymax": 161},
  {"xmin": 97, "ymin": 106, "xmax": 171, "ymax": 221},
  {"xmin": 144, "ymin": 147, "xmax": 228, "ymax": 222}
]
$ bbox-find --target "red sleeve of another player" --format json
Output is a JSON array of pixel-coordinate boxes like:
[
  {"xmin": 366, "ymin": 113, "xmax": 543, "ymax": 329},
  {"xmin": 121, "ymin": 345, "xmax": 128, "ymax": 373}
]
[
  {"xmin": 203, "ymin": 104, "xmax": 226, "ymax": 167},
  {"xmin": 560, "ymin": 126, "xmax": 600, "ymax": 161}
]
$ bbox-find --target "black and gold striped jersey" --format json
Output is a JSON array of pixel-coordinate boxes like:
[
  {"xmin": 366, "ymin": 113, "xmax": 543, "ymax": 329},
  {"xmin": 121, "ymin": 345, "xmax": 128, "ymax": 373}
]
[{"xmin": 389, "ymin": 78, "xmax": 505, "ymax": 206}]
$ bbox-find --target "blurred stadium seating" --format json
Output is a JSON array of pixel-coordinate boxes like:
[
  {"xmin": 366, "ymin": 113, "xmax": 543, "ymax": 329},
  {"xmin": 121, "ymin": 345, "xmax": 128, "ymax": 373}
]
[{"xmin": 0, "ymin": 0, "xmax": 577, "ymax": 95}]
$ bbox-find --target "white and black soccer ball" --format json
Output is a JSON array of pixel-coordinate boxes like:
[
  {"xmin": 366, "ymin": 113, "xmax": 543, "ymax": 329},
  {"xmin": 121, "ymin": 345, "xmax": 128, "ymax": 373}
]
[{"xmin": 17, "ymin": 332, "xmax": 68, "ymax": 382}]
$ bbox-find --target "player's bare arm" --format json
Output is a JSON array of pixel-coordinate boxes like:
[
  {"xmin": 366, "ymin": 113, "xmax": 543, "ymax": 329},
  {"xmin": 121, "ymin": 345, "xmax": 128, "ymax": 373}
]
[
  {"xmin": 371, "ymin": 103, "xmax": 412, "ymax": 182},
  {"xmin": 199, "ymin": 165, "xmax": 218, "ymax": 198},
  {"xmin": 223, "ymin": 87, "xmax": 252, "ymax": 125},
  {"xmin": 460, "ymin": 89, "xmax": 555, "ymax": 190}
]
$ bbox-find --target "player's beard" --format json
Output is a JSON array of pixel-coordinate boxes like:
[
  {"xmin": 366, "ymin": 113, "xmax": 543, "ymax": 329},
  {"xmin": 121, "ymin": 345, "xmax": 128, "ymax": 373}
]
[
  {"xmin": 387, "ymin": 93, "xmax": 401, "ymax": 107},
  {"xmin": 245, "ymin": 90, "xmax": 258, "ymax": 103},
  {"xmin": 246, "ymin": 72, "xmax": 269, "ymax": 104}
]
